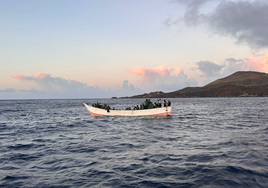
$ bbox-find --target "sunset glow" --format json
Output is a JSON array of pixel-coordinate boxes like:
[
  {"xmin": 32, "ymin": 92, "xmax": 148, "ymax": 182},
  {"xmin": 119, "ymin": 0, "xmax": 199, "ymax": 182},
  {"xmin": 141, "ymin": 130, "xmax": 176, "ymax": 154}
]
[{"xmin": 1, "ymin": 0, "xmax": 268, "ymax": 99}]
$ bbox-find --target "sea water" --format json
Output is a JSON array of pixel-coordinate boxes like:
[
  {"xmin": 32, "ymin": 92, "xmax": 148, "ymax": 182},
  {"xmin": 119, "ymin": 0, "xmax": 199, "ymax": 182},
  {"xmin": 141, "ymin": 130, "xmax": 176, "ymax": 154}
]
[{"xmin": 0, "ymin": 98, "xmax": 268, "ymax": 187}]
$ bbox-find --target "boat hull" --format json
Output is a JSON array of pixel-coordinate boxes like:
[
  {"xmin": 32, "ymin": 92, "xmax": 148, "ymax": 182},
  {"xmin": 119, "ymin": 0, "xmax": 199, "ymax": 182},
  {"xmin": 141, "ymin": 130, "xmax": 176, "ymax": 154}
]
[{"xmin": 83, "ymin": 103, "xmax": 172, "ymax": 117}]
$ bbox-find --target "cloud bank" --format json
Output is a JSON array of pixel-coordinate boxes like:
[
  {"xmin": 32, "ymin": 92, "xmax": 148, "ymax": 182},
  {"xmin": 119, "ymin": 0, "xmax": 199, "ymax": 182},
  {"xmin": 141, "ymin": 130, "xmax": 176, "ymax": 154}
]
[
  {"xmin": 2, "ymin": 67, "xmax": 197, "ymax": 99},
  {"xmin": 10, "ymin": 72, "xmax": 101, "ymax": 96},
  {"xmin": 173, "ymin": 0, "xmax": 268, "ymax": 49},
  {"xmin": 0, "ymin": 72, "xmax": 141, "ymax": 99},
  {"xmin": 128, "ymin": 65, "xmax": 198, "ymax": 92}
]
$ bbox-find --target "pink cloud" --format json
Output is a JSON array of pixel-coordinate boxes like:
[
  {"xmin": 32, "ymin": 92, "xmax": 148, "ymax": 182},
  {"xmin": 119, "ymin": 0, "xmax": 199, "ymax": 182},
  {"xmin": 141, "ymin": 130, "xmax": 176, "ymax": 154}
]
[
  {"xmin": 87, "ymin": 83, "xmax": 98, "ymax": 87},
  {"xmin": 128, "ymin": 65, "xmax": 184, "ymax": 79},
  {"xmin": 128, "ymin": 67, "xmax": 146, "ymax": 78},
  {"xmin": 11, "ymin": 72, "xmax": 49, "ymax": 80},
  {"xmin": 11, "ymin": 74, "xmax": 32, "ymax": 80},
  {"xmin": 153, "ymin": 65, "xmax": 169, "ymax": 76},
  {"xmin": 33, "ymin": 72, "xmax": 47, "ymax": 78},
  {"xmin": 171, "ymin": 67, "xmax": 183, "ymax": 75},
  {"xmin": 11, "ymin": 74, "xmax": 25, "ymax": 80},
  {"xmin": 128, "ymin": 65, "xmax": 196, "ymax": 92},
  {"xmin": 247, "ymin": 53, "xmax": 268, "ymax": 72},
  {"xmin": 263, "ymin": 53, "xmax": 268, "ymax": 72}
]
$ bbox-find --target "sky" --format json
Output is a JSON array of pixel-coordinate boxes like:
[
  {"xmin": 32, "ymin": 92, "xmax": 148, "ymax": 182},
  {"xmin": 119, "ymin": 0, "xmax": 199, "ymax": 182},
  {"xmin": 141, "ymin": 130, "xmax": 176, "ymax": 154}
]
[{"xmin": 1, "ymin": 0, "xmax": 268, "ymax": 99}]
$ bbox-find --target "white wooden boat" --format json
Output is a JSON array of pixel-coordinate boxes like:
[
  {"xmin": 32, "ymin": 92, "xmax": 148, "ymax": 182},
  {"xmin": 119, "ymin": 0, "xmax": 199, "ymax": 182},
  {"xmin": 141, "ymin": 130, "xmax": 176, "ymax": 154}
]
[{"xmin": 83, "ymin": 103, "xmax": 172, "ymax": 117}]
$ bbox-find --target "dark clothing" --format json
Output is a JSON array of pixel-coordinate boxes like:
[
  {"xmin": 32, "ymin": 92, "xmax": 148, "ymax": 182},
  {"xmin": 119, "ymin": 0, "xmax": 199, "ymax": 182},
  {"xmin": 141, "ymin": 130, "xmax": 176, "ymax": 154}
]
[
  {"xmin": 144, "ymin": 99, "xmax": 149, "ymax": 109},
  {"xmin": 158, "ymin": 99, "xmax": 162, "ymax": 107}
]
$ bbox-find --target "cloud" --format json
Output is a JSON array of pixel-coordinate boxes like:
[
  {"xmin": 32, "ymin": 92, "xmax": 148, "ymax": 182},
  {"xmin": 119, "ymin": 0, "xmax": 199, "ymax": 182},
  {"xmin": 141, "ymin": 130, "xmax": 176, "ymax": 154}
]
[
  {"xmin": 7, "ymin": 72, "xmax": 141, "ymax": 98},
  {"xmin": 0, "ymin": 88, "xmax": 17, "ymax": 92},
  {"xmin": 0, "ymin": 88, "xmax": 44, "ymax": 94},
  {"xmin": 19, "ymin": 88, "xmax": 42, "ymax": 93},
  {"xmin": 128, "ymin": 65, "xmax": 183, "ymax": 79},
  {"xmin": 11, "ymin": 72, "xmax": 101, "ymax": 94},
  {"xmin": 11, "ymin": 74, "xmax": 32, "ymax": 80},
  {"xmin": 10, "ymin": 72, "xmax": 105, "ymax": 98},
  {"xmin": 128, "ymin": 65, "xmax": 198, "ymax": 92},
  {"xmin": 196, "ymin": 53, "xmax": 268, "ymax": 84},
  {"xmin": 196, "ymin": 60, "xmax": 225, "ymax": 79},
  {"xmin": 225, "ymin": 53, "xmax": 268, "ymax": 74},
  {"xmin": 109, "ymin": 80, "xmax": 142, "ymax": 97},
  {"xmin": 120, "ymin": 80, "xmax": 140, "ymax": 92},
  {"xmin": 173, "ymin": 0, "xmax": 268, "ymax": 48}
]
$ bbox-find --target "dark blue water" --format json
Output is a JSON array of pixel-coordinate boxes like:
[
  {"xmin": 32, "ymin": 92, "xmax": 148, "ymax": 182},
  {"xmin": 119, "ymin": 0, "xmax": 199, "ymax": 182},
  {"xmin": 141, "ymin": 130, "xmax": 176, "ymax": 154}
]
[{"xmin": 1, "ymin": 98, "xmax": 268, "ymax": 188}]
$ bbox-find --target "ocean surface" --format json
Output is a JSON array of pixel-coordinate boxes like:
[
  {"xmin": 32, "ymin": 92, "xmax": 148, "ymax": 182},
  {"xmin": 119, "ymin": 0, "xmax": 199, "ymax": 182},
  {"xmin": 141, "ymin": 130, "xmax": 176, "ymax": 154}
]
[{"xmin": 0, "ymin": 98, "xmax": 268, "ymax": 188}]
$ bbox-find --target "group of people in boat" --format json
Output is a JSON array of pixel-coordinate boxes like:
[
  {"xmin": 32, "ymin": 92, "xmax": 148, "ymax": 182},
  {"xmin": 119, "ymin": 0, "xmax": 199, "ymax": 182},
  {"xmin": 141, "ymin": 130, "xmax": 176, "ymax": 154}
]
[
  {"xmin": 92, "ymin": 103, "xmax": 112, "ymax": 110},
  {"xmin": 91, "ymin": 99, "xmax": 171, "ymax": 111},
  {"xmin": 132, "ymin": 99, "xmax": 171, "ymax": 110}
]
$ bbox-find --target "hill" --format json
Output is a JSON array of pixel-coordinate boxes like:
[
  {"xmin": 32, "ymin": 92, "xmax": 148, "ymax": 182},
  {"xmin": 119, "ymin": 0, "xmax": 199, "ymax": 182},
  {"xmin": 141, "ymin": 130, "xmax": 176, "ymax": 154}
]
[{"xmin": 117, "ymin": 71, "xmax": 268, "ymax": 98}]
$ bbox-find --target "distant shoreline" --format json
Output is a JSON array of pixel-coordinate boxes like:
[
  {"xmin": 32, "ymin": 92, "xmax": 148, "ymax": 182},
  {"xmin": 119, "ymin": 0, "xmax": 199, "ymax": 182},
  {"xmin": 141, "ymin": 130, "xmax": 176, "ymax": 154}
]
[{"xmin": 114, "ymin": 71, "xmax": 268, "ymax": 99}]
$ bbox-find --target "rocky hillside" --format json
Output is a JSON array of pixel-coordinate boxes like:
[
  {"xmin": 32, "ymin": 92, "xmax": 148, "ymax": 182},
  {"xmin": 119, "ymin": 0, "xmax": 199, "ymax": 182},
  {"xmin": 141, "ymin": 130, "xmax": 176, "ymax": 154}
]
[{"xmin": 118, "ymin": 71, "xmax": 268, "ymax": 98}]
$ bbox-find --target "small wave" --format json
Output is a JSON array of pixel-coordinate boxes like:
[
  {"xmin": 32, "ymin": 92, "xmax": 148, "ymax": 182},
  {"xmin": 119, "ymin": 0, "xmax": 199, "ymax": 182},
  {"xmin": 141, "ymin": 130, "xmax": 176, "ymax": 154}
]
[
  {"xmin": 0, "ymin": 109, "xmax": 26, "ymax": 113},
  {"xmin": 3, "ymin": 175, "xmax": 29, "ymax": 180},
  {"xmin": 226, "ymin": 166, "xmax": 268, "ymax": 177},
  {"xmin": 113, "ymin": 163, "xmax": 143, "ymax": 173},
  {"xmin": 65, "ymin": 146, "xmax": 98, "ymax": 153},
  {"xmin": 186, "ymin": 154, "xmax": 218, "ymax": 163},
  {"xmin": 118, "ymin": 143, "xmax": 145, "ymax": 149},
  {"xmin": 0, "ymin": 166, "xmax": 19, "ymax": 170},
  {"xmin": 137, "ymin": 180, "xmax": 195, "ymax": 188},
  {"xmin": 85, "ymin": 169, "xmax": 114, "ymax": 180},
  {"xmin": 32, "ymin": 138, "xmax": 55, "ymax": 143},
  {"xmin": 84, "ymin": 161, "xmax": 98, "ymax": 167},
  {"xmin": 7, "ymin": 143, "xmax": 42, "ymax": 150},
  {"xmin": 155, "ymin": 136, "xmax": 179, "ymax": 142},
  {"xmin": 7, "ymin": 153, "xmax": 41, "ymax": 162}
]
